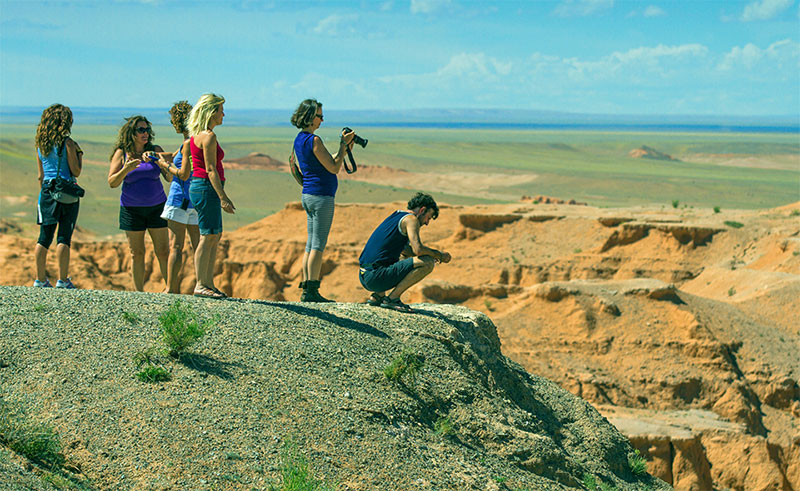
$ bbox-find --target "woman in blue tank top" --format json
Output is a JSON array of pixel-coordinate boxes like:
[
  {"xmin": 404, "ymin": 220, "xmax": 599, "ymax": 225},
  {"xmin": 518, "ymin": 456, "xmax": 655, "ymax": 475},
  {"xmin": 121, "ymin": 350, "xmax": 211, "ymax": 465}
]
[
  {"xmin": 153, "ymin": 101, "xmax": 200, "ymax": 294},
  {"xmin": 289, "ymin": 99, "xmax": 355, "ymax": 302},
  {"xmin": 33, "ymin": 104, "xmax": 83, "ymax": 289}
]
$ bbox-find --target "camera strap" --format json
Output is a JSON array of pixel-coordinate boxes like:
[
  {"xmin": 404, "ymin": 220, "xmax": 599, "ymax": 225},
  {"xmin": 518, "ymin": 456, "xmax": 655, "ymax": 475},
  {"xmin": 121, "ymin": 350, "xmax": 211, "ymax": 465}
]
[{"xmin": 344, "ymin": 148, "xmax": 357, "ymax": 174}]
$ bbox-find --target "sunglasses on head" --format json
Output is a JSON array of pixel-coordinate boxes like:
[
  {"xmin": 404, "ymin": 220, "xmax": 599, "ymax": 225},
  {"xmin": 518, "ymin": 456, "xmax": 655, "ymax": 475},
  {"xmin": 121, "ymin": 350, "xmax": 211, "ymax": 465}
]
[{"xmin": 135, "ymin": 126, "xmax": 149, "ymax": 134}]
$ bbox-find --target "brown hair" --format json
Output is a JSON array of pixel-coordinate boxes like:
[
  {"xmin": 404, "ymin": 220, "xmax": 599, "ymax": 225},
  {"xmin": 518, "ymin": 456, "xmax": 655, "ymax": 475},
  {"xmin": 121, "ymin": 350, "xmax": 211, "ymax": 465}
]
[
  {"xmin": 169, "ymin": 100, "xmax": 192, "ymax": 134},
  {"xmin": 110, "ymin": 115, "xmax": 156, "ymax": 158},
  {"xmin": 290, "ymin": 99, "xmax": 322, "ymax": 129},
  {"xmin": 35, "ymin": 104, "xmax": 73, "ymax": 156}
]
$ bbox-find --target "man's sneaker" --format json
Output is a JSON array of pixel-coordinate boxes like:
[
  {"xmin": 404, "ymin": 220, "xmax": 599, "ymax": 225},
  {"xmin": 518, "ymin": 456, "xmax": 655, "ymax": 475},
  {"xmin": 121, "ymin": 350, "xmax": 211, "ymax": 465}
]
[
  {"xmin": 33, "ymin": 279, "xmax": 52, "ymax": 288},
  {"xmin": 55, "ymin": 278, "xmax": 76, "ymax": 289}
]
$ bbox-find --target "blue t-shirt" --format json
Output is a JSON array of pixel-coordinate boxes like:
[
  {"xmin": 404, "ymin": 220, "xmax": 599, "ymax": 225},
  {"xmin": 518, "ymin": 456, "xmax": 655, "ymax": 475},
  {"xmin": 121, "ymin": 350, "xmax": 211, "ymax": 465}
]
[
  {"xmin": 165, "ymin": 145, "xmax": 193, "ymax": 209},
  {"xmin": 38, "ymin": 142, "xmax": 73, "ymax": 181},
  {"xmin": 359, "ymin": 211, "xmax": 411, "ymax": 267},
  {"xmin": 294, "ymin": 131, "xmax": 337, "ymax": 197}
]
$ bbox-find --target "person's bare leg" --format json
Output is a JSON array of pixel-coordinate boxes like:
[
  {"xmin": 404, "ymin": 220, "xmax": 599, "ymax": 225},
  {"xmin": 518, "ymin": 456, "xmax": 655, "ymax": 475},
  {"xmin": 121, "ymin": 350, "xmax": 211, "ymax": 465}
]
[
  {"xmin": 125, "ymin": 231, "xmax": 146, "ymax": 291},
  {"xmin": 387, "ymin": 256, "xmax": 435, "ymax": 299},
  {"xmin": 301, "ymin": 250, "xmax": 310, "ymax": 283},
  {"xmin": 56, "ymin": 243, "xmax": 70, "ymax": 281},
  {"xmin": 194, "ymin": 233, "xmax": 220, "ymax": 290},
  {"xmin": 308, "ymin": 249, "xmax": 325, "ymax": 281},
  {"xmin": 166, "ymin": 221, "xmax": 187, "ymax": 293},
  {"xmin": 35, "ymin": 243, "xmax": 49, "ymax": 281},
  {"xmin": 148, "ymin": 227, "xmax": 170, "ymax": 291},
  {"xmin": 207, "ymin": 232, "xmax": 221, "ymax": 289}
]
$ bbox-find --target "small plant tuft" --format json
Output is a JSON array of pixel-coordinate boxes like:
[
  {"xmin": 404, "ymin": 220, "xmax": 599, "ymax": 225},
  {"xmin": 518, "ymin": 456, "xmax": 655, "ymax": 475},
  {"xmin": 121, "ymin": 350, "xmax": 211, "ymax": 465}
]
[
  {"xmin": 791, "ymin": 209, "xmax": 799, "ymax": 216},
  {"xmin": 483, "ymin": 299, "xmax": 494, "ymax": 311},
  {"xmin": 628, "ymin": 449, "xmax": 648, "ymax": 476},
  {"xmin": 0, "ymin": 397, "xmax": 65, "ymax": 470},
  {"xmin": 434, "ymin": 416, "xmax": 454, "ymax": 436},
  {"xmin": 33, "ymin": 304, "xmax": 46, "ymax": 312},
  {"xmin": 134, "ymin": 348, "xmax": 171, "ymax": 383},
  {"xmin": 727, "ymin": 287, "xmax": 736, "ymax": 297},
  {"xmin": 159, "ymin": 301, "xmax": 208, "ymax": 358},
  {"xmin": 384, "ymin": 348, "xmax": 425, "ymax": 387},
  {"xmin": 121, "ymin": 311, "xmax": 141, "ymax": 324},
  {"xmin": 724, "ymin": 220, "xmax": 744, "ymax": 229},
  {"xmin": 269, "ymin": 441, "xmax": 336, "ymax": 491},
  {"xmin": 713, "ymin": 206, "xmax": 721, "ymax": 214},
  {"xmin": 671, "ymin": 199, "xmax": 679, "ymax": 208}
]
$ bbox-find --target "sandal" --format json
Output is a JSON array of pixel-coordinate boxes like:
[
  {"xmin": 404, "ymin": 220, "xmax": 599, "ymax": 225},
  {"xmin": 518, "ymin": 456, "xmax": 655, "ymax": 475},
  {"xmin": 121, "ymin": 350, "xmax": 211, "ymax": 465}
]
[
  {"xmin": 380, "ymin": 296, "xmax": 414, "ymax": 313},
  {"xmin": 366, "ymin": 293, "xmax": 385, "ymax": 306},
  {"xmin": 193, "ymin": 286, "xmax": 225, "ymax": 299}
]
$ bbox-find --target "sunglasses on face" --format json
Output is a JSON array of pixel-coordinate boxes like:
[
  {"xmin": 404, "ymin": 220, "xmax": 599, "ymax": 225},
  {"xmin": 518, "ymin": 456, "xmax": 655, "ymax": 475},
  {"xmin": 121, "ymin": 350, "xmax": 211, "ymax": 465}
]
[
  {"xmin": 316, "ymin": 113, "xmax": 323, "ymax": 121},
  {"xmin": 135, "ymin": 126, "xmax": 150, "ymax": 134}
]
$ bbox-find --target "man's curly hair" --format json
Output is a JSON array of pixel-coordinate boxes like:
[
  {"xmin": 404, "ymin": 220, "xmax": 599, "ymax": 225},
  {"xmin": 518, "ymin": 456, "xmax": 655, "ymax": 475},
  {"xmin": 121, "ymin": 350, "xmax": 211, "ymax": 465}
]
[
  {"xmin": 408, "ymin": 192, "xmax": 439, "ymax": 219},
  {"xmin": 169, "ymin": 100, "xmax": 192, "ymax": 134},
  {"xmin": 35, "ymin": 104, "xmax": 73, "ymax": 156}
]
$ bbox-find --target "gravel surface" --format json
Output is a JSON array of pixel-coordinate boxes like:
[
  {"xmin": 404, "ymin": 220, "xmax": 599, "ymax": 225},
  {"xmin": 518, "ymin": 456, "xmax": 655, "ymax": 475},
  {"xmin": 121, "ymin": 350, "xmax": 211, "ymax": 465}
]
[{"xmin": 0, "ymin": 286, "xmax": 667, "ymax": 490}]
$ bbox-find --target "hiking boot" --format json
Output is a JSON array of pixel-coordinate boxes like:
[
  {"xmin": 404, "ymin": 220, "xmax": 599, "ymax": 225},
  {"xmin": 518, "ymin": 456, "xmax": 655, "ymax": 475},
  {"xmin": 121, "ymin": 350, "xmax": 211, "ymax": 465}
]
[
  {"xmin": 301, "ymin": 280, "xmax": 333, "ymax": 303},
  {"xmin": 33, "ymin": 279, "xmax": 52, "ymax": 288},
  {"xmin": 55, "ymin": 278, "xmax": 76, "ymax": 289}
]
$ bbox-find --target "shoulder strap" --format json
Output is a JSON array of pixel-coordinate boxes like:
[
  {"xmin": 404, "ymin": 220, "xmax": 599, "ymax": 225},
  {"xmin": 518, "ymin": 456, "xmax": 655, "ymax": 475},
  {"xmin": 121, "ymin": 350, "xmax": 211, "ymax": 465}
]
[{"xmin": 56, "ymin": 140, "xmax": 71, "ymax": 178}]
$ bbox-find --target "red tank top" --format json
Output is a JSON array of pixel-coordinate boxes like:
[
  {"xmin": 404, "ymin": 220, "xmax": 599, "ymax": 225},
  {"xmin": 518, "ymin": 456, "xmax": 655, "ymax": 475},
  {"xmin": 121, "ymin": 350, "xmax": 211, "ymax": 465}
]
[{"xmin": 190, "ymin": 136, "xmax": 225, "ymax": 181}]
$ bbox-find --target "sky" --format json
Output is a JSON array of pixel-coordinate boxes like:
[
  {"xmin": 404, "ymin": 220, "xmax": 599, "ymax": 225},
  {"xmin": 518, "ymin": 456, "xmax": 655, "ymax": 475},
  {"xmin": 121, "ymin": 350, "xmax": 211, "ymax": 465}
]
[{"xmin": 1, "ymin": 0, "xmax": 799, "ymax": 117}]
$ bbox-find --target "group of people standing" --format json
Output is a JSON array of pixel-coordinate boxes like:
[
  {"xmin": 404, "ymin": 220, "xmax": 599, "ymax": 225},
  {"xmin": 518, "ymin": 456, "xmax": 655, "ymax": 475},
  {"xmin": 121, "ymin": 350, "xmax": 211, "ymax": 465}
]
[{"xmin": 33, "ymin": 97, "xmax": 450, "ymax": 313}]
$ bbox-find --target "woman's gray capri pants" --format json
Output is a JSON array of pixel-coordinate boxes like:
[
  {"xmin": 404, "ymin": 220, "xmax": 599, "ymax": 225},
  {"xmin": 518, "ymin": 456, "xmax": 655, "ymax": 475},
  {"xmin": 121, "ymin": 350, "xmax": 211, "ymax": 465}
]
[{"xmin": 301, "ymin": 193, "xmax": 335, "ymax": 252}]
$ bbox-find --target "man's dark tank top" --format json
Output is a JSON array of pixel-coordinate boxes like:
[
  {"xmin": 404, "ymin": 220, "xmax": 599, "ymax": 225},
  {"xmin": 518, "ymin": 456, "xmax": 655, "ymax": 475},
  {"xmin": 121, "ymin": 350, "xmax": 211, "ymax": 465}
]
[{"xmin": 359, "ymin": 211, "xmax": 411, "ymax": 267}]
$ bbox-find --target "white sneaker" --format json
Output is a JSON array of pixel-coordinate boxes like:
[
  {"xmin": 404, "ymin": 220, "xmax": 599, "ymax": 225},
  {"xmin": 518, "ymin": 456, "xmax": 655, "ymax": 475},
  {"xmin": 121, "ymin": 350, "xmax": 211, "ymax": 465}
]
[
  {"xmin": 33, "ymin": 279, "xmax": 52, "ymax": 287},
  {"xmin": 55, "ymin": 278, "xmax": 76, "ymax": 289}
]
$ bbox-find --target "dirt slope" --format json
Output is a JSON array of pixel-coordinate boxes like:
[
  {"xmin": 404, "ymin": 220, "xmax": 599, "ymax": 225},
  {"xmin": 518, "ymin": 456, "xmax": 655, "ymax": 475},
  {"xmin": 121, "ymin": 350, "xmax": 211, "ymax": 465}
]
[{"xmin": 1, "ymin": 200, "xmax": 798, "ymax": 490}]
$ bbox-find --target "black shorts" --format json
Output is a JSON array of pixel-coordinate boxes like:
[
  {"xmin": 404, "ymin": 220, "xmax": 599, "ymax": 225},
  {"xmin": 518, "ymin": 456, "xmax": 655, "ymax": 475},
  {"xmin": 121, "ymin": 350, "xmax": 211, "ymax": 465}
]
[
  {"xmin": 359, "ymin": 258, "xmax": 415, "ymax": 293},
  {"xmin": 119, "ymin": 203, "xmax": 168, "ymax": 231}
]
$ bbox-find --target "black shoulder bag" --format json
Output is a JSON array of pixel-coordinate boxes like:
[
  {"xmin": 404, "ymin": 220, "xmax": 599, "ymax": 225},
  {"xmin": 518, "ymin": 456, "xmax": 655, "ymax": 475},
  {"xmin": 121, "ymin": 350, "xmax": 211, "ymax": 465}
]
[{"xmin": 48, "ymin": 140, "xmax": 85, "ymax": 204}]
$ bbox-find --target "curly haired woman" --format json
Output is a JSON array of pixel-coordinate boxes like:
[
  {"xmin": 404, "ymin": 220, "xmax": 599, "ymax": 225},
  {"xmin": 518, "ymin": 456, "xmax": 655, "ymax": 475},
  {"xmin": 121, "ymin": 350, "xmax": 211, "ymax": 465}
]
[
  {"xmin": 152, "ymin": 101, "xmax": 200, "ymax": 293},
  {"xmin": 108, "ymin": 115, "xmax": 171, "ymax": 291},
  {"xmin": 34, "ymin": 103, "xmax": 83, "ymax": 288}
]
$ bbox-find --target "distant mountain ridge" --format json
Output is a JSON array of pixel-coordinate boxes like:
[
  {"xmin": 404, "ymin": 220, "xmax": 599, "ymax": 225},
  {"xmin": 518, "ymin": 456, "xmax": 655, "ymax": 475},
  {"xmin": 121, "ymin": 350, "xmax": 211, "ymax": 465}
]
[{"xmin": 1, "ymin": 106, "xmax": 797, "ymax": 132}]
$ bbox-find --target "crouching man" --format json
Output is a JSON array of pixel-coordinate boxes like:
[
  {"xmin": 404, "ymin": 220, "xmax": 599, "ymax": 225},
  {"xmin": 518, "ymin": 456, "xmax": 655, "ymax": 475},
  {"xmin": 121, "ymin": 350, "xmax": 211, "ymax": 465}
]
[{"xmin": 358, "ymin": 192, "xmax": 452, "ymax": 313}]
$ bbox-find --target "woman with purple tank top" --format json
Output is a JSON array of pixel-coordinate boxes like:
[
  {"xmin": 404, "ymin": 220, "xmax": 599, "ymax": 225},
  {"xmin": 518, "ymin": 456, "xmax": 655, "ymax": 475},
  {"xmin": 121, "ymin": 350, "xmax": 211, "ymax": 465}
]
[{"xmin": 108, "ymin": 115, "xmax": 171, "ymax": 291}]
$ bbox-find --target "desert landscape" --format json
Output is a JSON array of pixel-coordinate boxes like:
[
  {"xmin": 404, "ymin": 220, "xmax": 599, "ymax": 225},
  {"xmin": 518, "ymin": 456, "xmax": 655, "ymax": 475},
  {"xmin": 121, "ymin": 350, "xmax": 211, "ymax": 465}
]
[{"xmin": 1, "ymin": 124, "xmax": 799, "ymax": 490}]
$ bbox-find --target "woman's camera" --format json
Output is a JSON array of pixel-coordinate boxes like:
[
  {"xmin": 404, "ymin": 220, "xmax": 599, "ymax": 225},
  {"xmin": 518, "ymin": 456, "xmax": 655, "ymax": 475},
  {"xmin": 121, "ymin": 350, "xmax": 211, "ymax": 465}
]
[{"xmin": 342, "ymin": 127, "xmax": 368, "ymax": 148}]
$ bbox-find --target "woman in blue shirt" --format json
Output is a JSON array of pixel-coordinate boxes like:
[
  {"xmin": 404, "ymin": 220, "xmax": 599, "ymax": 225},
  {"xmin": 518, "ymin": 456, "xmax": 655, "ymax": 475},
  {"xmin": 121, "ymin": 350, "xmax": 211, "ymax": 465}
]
[
  {"xmin": 156, "ymin": 101, "xmax": 200, "ymax": 293},
  {"xmin": 34, "ymin": 103, "xmax": 83, "ymax": 288},
  {"xmin": 290, "ymin": 99, "xmax": 354, "ymax": 302}
]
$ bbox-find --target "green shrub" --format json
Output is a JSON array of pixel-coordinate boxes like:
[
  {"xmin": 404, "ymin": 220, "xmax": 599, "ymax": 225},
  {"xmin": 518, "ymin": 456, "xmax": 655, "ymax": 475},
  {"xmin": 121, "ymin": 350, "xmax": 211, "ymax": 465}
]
[
  {"xmin": 713, "ymin": 206, "xmax": 721, "ymax": 214},
  {"xmin": 791, "ymin": 209, "xmax": 799, "ymax": 216},
  {"xmin": 269, "ymin": 441, "xmax": 336, "ymax": 491},
  {"xmin": 434, "ymin": 416, "xmax": 454, "ymax": 436},
  {"xmin": 384, "ymin": 348, "xmax": 425, "ymax": 387},
  {"xmin": 628, "ymin": 449, "xmax": 648, "ymax": 476},
  {"xmin": 728, "ymin": 287, "xmax": 736, "ymax": 297},
  {"xmin": 159, "ymin": 301, "xmax": 207, "ymax": 358},
  {"xmin": 0, "ymin": 397, "xmax": 64, "ymax": 470},
  {"xmin": 724, "ymin": 220, "xmax": 744, "ymax": 229},
  {"xmin": 671, "ymin": 200, "xmax": 679, "ymax": 208}
]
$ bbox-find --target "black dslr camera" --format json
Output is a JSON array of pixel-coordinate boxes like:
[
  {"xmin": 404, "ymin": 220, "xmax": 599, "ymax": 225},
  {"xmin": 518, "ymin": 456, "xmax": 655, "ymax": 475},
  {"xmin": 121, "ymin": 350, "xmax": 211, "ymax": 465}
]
[{"xmin": 342, "ymin": 127, "xmax": 368, "ymax": 148}]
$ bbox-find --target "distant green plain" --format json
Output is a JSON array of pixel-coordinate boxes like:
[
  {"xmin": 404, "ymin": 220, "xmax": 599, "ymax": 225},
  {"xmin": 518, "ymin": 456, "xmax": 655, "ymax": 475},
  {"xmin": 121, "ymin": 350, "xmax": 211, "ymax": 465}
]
[{"xmin": 1, "ymin": 123, "xmax": 797, "ymax": 238}]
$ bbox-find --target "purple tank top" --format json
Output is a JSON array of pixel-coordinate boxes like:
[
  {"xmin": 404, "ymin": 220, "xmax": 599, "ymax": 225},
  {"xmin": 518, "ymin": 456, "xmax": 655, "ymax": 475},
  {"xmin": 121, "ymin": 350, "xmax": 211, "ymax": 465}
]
[{"xmin": 120, "ymin": 153, "xmax": 167, "ymax": 207}]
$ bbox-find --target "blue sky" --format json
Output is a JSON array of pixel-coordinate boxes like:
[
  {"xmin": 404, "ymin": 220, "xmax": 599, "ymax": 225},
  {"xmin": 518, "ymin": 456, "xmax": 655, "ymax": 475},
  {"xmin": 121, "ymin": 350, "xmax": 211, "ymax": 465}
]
[{"xmin": 1, "ymin": 0, "xmax": 798, "ymax": 116}]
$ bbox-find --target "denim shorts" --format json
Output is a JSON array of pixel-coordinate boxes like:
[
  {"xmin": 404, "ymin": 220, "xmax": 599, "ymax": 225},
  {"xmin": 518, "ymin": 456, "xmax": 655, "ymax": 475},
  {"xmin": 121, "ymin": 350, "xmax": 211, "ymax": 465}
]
[
  {"xmin": 359, "ymin": 258, "xmax": 415, "ymax": 293},
  {"xmin": 189, "ymin": 178, "xmax": 222, "ymax": 235}
]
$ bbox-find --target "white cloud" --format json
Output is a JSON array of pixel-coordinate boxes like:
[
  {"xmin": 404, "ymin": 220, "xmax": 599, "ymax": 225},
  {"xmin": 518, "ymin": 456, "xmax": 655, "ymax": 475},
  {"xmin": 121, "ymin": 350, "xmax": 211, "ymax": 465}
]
[
  {"xmin": 410, "ymin": 0, "xmax": 452, "ymax": 14},
  {"xmin": 553, "ymin": 0, "xmax": 614, "ymax": 17},
  {"xmin": 740, "ymin": 0, "xmax": 794, "ymax": 21},
  {"xmin": 718, "ymin": 38, "xmax": 800, "ymax": 70},
  {"xmin": 643, "ymin": 5, "xmax": 666, "ymax": 17},
  {"xmin": 312, "ymin": 14, "xmax": 357, "ymax": 35}
]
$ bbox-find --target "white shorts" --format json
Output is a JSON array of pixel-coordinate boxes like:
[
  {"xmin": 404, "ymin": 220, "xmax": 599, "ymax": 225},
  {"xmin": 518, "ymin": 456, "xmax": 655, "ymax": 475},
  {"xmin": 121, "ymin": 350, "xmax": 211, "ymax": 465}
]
[{"xmin": 160, "ymin": 204, "xmax": 199, "ymax": 226}]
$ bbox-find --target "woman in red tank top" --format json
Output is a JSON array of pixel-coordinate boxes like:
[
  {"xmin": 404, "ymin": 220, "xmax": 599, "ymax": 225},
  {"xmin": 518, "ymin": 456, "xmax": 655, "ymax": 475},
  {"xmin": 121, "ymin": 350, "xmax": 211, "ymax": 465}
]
[{"xmin": 185, "ymin": 93, "xmax": 234, "ymax": 299}]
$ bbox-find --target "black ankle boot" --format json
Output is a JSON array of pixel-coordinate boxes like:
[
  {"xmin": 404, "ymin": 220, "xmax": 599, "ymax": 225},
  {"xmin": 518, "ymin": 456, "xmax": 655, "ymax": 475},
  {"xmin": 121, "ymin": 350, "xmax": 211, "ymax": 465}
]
[{"xmin": 302, "ymin": 280, "xmax": 332, "ymax": 303}]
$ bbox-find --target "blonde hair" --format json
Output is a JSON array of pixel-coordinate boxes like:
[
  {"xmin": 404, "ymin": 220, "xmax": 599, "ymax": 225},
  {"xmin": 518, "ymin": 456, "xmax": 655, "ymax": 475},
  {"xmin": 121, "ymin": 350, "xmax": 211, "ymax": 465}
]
[
  {"xmin": 35, "ymin": 104, "xmax": 73, "ymax": 156},
  {"xmin": 188, "ymin": 93, "xmax": 225, "ymax": 136}
]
